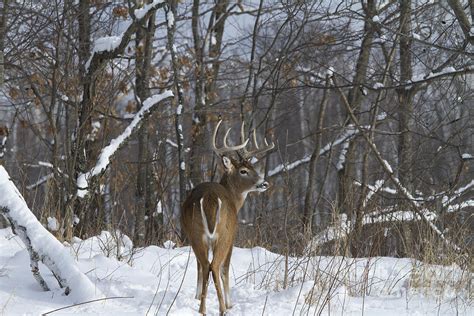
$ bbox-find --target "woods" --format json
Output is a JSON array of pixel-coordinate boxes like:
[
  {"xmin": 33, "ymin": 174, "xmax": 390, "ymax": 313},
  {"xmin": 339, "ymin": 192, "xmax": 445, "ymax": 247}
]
[{"xmin": 0, "ymin": 0, "xmax": 472, "ymax": 265}]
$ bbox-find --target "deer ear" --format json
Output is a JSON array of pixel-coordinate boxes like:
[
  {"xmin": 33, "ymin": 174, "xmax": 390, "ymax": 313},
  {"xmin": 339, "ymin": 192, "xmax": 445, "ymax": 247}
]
[{"xmin": 222, "ymin": 156, "xmax": 234, "ymax": 172}]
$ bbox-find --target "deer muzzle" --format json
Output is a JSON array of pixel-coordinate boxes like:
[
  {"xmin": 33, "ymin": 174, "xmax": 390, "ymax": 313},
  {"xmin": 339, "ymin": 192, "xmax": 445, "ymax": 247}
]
[{"xmin": 256, "ymin": 180, "xmax": 270, "ymax": 192}]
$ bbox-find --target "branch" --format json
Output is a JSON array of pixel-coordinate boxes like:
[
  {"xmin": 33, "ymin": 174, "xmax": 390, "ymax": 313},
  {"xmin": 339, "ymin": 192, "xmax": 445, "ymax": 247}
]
[
  {"xmin": 26, "ymin": 172, "xmax": 54, "ymax": 190},
  {"xmin": 77, "ymin": 91, "xmax": 173, "ymax": 198},
  {"xmin": 85, "ymin": 0, "xmax": 166, "ymax": 73},
  {"xmin": 268, "ymin": 113, "xmax": 386, "ymax": 177},
  {"xmin": 335, "ymin": 83, "xmax": 462, "ymax": 253},
  {"xmin": 0, "ymin": 166, "xmax": 101, "ymax": 302}
]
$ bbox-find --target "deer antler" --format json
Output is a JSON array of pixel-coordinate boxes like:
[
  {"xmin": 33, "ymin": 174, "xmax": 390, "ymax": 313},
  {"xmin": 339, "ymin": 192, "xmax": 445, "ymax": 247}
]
[
  {"xmin": 239, "ymin": 121, "xmax": 275, "ymax": 159},
  {"xmin": 212, "ymin": 120, "xmax": 275, "ymax": 159},
  {"xmin": 212, "ymin": 120, "xmax": 249, "ymax": 156}
]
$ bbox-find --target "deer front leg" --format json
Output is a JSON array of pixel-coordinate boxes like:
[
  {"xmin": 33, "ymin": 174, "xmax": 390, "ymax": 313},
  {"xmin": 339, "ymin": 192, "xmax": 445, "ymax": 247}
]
[{"xmin": 195, "ymin": 260, "xmax": 203, "ymax": 300}]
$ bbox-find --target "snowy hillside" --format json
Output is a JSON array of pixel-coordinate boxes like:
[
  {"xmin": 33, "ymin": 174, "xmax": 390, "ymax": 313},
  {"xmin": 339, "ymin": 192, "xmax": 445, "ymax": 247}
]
[{"xmin": 0, "ymin": 228, "xmax": 471, "ymax": 315}]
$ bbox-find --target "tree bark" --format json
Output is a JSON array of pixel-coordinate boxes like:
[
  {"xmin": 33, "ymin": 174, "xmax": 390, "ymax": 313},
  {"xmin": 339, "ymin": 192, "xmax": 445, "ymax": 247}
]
[
  {"xmin": 398, "ymin": 0, "xmax": 415, "ymax": 192},
  {"xmin": 134, "ymin": 9, "xmax": 156, "ymax": 246},
  {"xmin": 302, "ymin": 76, "xmax": 329, "ymax": 236},
  {"xmin": 337, "ymin": 0, "xmax": 376, "ymax": 218},
  {"xmin": 188, "ymin": 0, "xmax": 229, "ymax": 185}
]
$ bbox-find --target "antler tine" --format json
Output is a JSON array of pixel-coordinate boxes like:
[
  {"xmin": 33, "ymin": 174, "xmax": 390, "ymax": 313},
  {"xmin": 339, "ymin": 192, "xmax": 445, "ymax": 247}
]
[
  {"xmin": 240, "ymin": 121, "xmax": 246, "ymax": 145},
  {"xmin": 212, "ymin": 119, "xmax": 249, "ymax": 156},
  {"xmin": 223, "ymin": 128, "xmax": 232, "ymax": 147},
  {"xmin": 252, "ymin": 129, "xmax": 259, "ymax": 149},
  {"xmin": 240, "ymin": 127, "xmax": 275, "ymax": 159}
]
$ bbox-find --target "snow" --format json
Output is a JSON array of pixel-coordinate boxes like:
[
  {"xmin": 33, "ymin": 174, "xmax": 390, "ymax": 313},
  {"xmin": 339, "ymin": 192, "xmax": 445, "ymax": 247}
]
[
  {"xmin": 135, "ymin": 0, "xmax": 164, "ymax": 20},
  {"xmin": 26, "ymin": 172, "xmax": 54, "ymax": 190},
  {"xmin": 73, "ymin": 214, "xmax": 80, "ymax": 225},
  {"xmin": 376, "ymin": 111, "xmax": 387, "ymax": 120},
  {"xmin": 46, "ymin": 216, "xmax": 59, "ymax": 232},
  {"xmin": 373, "ymin": 82, "xmax": 384, "ymax": 89},
  {"xmin": 166, "ymin": 10, "xmax": 174, "ymax": 28},
  {"xmin": 325, "ymin": 66, "xmax": 334, "ymax": 77},
  {"xmin": 382, "ymin": 159, "xmax": 393, "ymax": 174},
  {"xmin": 362, "ymin": 179, "xmax": 385, "ymax": 207},
  {"xmin": 308, "ymin": 206, "xmax": 442, "ymax": 249},
  {"xmin": 336, "ymin": 140, "xmax": 349, "ymax": 170},
  {"xmin": 154, "ymin": 200, "xmax": 163, "ymax": 215},
  {"xmin": 461, "ymin": 153, "xmax": 473, "ymax": 159},
  {"xmin": 269, "ymin": 124, "xmax": 364, "ymax": 177},
  {"xmin": 85, "ymin": 36, "xmax": 123, "ymax": 70},
  {"xmin": 180, "ymin": 161, "xmax": 186, "ymax": 171},
  {"xmin": 38, "ymin": 161, "xmax": 54, "ymax": 168},
  {"xmin": 92, "ymin": 36, "xmax": 122, "ymax": 53},
  {"xmin": 447, "ymin": 200, "xmax": 474, "ymax": 213},
  {"xmin": 442, "ymin": 179, "xmax": 474, "ymax": 206},
  {"xmin": 372, "ymin": 15, "xmax": 380, "ymax": 22},
  {"xmin": 414, "ymin": 66, "xmax": 458, "ymax": 82},
  {"xmin": 0, "ymin": 166, "xmax": 100, "ymax": 302},
  {"xmin": 166, "ymin": 138, "xmax": 178, "ymax": 148},
  {"xmin": 77, "ymin": 90, "xmax": 173, "ymax": 198},
  {"xmin": 163, "ymin": 240, "xmax": 175, "ymax": 249},
  {"xmin": 0, "ymin": 227, "xmax": 471, "ymax": 315}
]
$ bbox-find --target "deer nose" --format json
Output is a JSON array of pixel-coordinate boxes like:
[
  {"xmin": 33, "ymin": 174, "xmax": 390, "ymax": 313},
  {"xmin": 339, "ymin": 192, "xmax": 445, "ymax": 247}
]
[{"xmin": 257, "ymin": 181, "xmax": 269, "ymax": 191}]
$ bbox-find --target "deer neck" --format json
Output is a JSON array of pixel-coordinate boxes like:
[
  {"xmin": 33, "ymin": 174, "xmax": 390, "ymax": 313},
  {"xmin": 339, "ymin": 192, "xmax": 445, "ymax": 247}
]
[{"xmin": 219, "ymin": 176, "xmax": 247, "ymax": 211}]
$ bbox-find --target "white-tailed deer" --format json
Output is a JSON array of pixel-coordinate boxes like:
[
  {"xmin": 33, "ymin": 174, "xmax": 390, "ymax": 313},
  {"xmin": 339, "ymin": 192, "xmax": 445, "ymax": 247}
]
[{"xmin": 181, "ymin": 119, "xmax": 274, "ymax": 315}]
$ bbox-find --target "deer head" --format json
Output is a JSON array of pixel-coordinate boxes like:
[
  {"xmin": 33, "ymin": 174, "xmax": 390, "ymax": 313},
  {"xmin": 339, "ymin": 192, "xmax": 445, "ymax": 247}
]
[{"xmin": 211, "ymin": 119, "xmax": 274, "ymax": 196}]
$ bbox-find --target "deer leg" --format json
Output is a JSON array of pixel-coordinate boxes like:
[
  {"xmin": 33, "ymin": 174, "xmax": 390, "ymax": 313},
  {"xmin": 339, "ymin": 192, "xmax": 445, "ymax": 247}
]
[
  {"xmin": 199, "ymin": 261, "xmax": 210, "ymax": 315},
  {"xmin": 222, "ymin": 247, "xmax": 233, "ymax": 309},
  {"xmin": 195, "ymin": 260, "xmax": 203, "ymax": 300},
  {"xmin": 211, "ymin": 261, "xmax": 226, "ymax": 315}
]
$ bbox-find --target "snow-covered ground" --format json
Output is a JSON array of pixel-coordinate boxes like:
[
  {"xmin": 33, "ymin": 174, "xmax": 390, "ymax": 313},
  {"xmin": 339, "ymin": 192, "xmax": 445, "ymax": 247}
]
[{"xmin": 0, "ymin": 228, "xmax": 471, "ymax": 315}]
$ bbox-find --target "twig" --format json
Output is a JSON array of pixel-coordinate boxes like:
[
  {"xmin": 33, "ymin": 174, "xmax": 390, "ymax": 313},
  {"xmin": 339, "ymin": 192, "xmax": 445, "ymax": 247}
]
[{"xmin": 41, "ymin": 296, "xmax": 134, "ymax": 315}]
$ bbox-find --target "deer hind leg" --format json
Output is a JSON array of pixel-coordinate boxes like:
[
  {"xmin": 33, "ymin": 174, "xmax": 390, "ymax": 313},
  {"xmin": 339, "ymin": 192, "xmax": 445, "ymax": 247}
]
[
  {"xmin": 199, "ymin": 260, "xmax": 210, "ymax": 315},
  {"xmin": 195, "ymin": 260, "xmax": 203, "ymax": 300},
  {"xmin": 222, "ymin": 247, "xmax": 233, "ymax": 309},
  {"xmin": 211, "ymin": 260, "xmax": 226, "ymax": 315}
]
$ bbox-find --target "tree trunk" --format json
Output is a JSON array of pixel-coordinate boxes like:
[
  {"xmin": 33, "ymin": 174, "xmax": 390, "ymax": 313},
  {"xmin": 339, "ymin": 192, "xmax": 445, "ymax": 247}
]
[
  {"xmin": 134, "ymin": 11, "xmax": 156, "ymax": 245},
  {"xmin": 188, "ymin": 0, "xmax": 229, "ymax": 185},
  {"xmin": 337, "ymin": 0, "xmax": 376, "ymax": 221},
  {"xmin": 0, "ymin": 0, "xmax": 7, "ymax": 229},
  {"xmin": 302, "ymin": 77, "xmax": 329, "ymax": 236},
  {"xmin": 398, "ymin": 0, "xmax": 414, "ymax": 192},
  {"xmin": 398, "ymin": 0, "xmax": 415, "ymax": 257}
]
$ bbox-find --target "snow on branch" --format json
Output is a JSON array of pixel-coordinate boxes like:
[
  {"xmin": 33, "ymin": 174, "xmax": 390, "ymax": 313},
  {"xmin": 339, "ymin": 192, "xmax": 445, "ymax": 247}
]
[
  {"xmin": 85, "ymin": 0, "xmax": 165, "ymax": 72},
  {"xmin": 77, "ymin": 90, "xmax": 173, "ymax": 198},
  {"xmin": 370, "ymin": 66, "xmax": 474, "ymax": 91},
  {"xmin": 135, "ymin": 0, "xmax": 164, "ymax": 19},
  {"xmin": 442, "ymin": 179, "xmax": 474, "ymax": 207},
  {"xmin": 307, "ymin": 196, "xmax": 474, "ymax": 253},
  {"xmin": 26, "ymin": 172, "xmax": 54, "ymax": 190},
  {"xmin": 307, "ymin": 206, "xmax": 439, "ymax": 251},
  {"xmin": 268, "ymin": 127, "xmax": 357, "ymax": 176},
  {"xmin": 268, "ymin": 115, "xmax": 386, "ymax": 177},
  {"xmin": 0, "ymin": 166, "xmax": 101, "ymax": 302}
]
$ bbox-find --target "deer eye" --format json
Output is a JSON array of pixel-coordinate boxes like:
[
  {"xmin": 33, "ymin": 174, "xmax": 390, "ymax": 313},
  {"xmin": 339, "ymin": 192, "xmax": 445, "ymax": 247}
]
[{"xmin": 239, "ymin": 169, "xmax": 248, "ymax": 175}]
